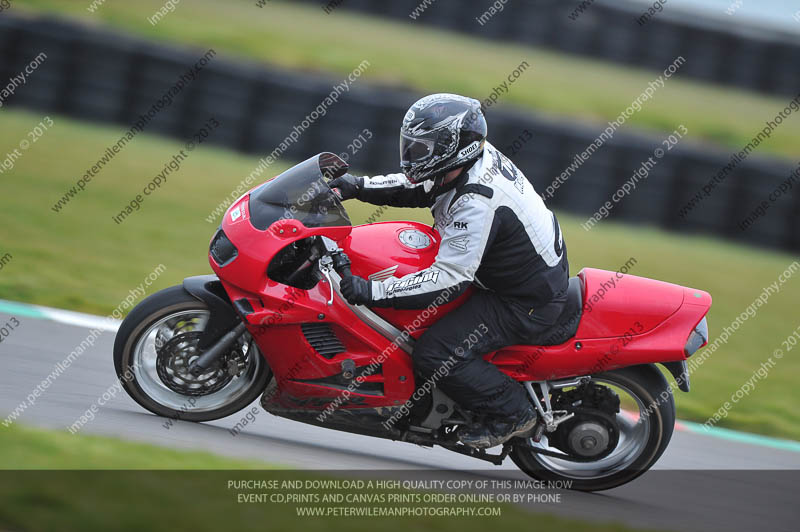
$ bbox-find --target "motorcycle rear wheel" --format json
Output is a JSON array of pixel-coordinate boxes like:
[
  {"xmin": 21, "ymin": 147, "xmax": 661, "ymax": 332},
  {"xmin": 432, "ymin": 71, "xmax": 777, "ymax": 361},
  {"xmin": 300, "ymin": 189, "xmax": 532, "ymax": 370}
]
[{"xmin": 510, "ymin": 364, "xmax": 675, "ymax": 492}]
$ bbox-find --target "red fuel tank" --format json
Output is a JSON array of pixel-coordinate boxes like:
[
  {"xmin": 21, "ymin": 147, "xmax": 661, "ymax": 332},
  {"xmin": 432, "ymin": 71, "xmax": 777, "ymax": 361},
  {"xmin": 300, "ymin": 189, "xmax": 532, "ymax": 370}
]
[{"xmin": 341, "ymin": 221, "xmax": 470, "ymax": 332}]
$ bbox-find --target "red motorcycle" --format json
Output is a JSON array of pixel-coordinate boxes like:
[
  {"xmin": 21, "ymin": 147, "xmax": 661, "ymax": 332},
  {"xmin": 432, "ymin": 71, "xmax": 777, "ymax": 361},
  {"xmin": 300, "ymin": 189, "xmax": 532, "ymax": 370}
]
[{"xmin": 114, "ymin": 153, "xmax": 711, "ymax": 491}]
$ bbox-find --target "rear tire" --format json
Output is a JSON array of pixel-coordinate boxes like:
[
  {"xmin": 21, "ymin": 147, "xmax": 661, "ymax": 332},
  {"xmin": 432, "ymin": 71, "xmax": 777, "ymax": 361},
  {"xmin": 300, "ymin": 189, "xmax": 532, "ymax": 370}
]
[
  {"xmin": 510, "ymin": 364, "xmax": 675, "ymax": 491},
  {"xmin": 113, "ymin": 285, "xmax": 270, "ymax": 422}
]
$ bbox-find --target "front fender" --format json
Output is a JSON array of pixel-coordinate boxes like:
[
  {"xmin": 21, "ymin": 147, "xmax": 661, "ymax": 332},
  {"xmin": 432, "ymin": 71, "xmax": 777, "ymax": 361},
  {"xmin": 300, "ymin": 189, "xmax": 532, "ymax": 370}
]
[{"xmin": 183, "ymin": 275, "xmax": 241, "ymax": 349}]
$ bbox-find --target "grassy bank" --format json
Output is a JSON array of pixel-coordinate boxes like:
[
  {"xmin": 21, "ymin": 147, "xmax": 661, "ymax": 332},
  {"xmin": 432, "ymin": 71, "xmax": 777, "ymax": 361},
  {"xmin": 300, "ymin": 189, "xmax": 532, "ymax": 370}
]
[
  {"xmin": 13, "ymin": 0, "xmax": 800, "ymax": 159},
  {"xmin": 0, "ymin": 108, "xmax": 798, "ymax": 440}
]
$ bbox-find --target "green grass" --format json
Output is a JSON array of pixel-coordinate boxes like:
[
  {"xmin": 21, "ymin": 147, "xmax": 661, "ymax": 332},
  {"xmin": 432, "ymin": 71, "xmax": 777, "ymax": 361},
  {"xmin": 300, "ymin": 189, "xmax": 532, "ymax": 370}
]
[
  {"xmin": 14, "ymin": 0, "xmax": 800, "ymax": 159},
  {"xmin": 0, "ymin": 423, "xmax": 274, "ymax": 469},
  {"xmin": 0, "ymin": 108, "xmax": 799, "ymax": 441},
  {"xmin": 0, "ymin": 425, "xmax": 653, "ymax": 532}
]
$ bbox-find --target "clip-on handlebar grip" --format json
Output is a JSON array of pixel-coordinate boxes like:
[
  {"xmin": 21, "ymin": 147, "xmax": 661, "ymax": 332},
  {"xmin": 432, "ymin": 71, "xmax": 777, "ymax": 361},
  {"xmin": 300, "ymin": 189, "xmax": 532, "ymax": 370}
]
[{"xmin": 330, "ymin": 250, "xmax": 352, "ymax": 277}]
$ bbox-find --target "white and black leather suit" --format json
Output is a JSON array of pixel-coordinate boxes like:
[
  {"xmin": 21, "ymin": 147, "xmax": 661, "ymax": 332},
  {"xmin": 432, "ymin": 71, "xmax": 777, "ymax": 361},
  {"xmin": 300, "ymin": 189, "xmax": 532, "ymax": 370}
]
[{"xmin": 357, "ymin": 142, "xmax": 570, "ymax": 417}]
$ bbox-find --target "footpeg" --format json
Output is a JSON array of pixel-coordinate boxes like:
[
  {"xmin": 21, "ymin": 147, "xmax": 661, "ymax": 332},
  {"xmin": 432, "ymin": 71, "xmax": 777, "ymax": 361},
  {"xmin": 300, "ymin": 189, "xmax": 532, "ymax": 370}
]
[{"xmin": 532, "ymin": 422, "xmax": 545, "ymax": 443}]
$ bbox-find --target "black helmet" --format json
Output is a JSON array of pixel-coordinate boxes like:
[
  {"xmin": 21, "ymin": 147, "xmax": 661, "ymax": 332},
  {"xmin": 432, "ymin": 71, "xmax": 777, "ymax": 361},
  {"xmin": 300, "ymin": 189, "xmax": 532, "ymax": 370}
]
[{"xmin": 399, "ymin": 93, "xmax": 487, "ymax": 184}]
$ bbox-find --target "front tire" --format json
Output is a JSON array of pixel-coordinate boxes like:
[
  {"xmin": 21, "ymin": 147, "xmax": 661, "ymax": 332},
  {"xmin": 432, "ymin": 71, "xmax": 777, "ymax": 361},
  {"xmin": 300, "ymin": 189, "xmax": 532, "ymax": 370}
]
[
  {"xmin": 113, "ymin": 285, "xmax": 270, "ymax": 422},
  {"xmin": 510, "ymin": 364, "xmax": 675, "ymax": 491}
]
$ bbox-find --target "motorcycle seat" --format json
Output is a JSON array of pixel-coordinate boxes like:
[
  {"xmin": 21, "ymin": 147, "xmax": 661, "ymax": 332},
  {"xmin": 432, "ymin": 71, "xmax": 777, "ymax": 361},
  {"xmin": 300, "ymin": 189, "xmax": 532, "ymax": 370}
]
[{"xmin": 538, "ymin": 276, "xmax": 583, "ymax": 346}]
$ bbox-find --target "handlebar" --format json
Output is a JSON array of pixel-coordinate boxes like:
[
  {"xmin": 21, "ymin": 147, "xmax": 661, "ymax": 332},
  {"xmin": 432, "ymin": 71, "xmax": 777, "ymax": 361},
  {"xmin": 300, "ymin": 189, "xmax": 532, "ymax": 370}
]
[{"xmin": 330, "ymin": 250, "xmax": 352, "ymax": 277}]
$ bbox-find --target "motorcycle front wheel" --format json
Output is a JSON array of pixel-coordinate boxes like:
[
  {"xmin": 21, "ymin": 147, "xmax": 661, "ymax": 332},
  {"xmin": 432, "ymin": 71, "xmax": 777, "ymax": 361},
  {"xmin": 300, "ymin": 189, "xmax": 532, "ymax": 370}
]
[
  {"xmin": 510, "ymin": 364, "xmax": 675, "ymax": 492},
  {"xmin": 113, "ymin": 285, "xmax": 270, "ymax": 422}
]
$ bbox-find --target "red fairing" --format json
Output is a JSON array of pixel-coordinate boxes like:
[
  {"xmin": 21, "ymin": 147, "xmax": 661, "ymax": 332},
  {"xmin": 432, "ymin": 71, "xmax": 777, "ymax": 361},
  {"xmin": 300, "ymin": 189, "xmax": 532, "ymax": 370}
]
[
  {"xmin": 209, "ymin": 172, "xmax": 711, "ymax": 413},
  {"xmin": 212, "ymin": 194, "xmax": 351, "ymax": 296},
  {"xmin": 211, "ymin": 195, "xmax": 417, "ymax": 409}
]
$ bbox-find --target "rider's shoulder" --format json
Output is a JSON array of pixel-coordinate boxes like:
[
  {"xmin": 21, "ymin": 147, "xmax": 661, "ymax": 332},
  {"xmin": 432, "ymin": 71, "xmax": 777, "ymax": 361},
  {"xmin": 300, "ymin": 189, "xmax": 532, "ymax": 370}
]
[{"xmin": 447, "ymin": 176, "xmax": 494, "ymax": 213}]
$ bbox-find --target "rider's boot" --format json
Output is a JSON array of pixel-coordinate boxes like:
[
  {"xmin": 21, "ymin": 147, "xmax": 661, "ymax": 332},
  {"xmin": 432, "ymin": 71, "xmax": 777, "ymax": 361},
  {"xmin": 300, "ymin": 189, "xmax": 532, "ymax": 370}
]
[{"xmin": 458, "ymin": 404, "xmax": 537, "ymax": 449}]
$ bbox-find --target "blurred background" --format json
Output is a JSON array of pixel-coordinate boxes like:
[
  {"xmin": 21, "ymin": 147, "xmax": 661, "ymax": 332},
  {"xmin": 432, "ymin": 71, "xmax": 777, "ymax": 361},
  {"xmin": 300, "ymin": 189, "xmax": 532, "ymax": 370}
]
[
  {"xmin": 0, "ymin": 0, "xmax": 799, "ymax": 480},
  {"xmin": 1, "ymin": 1, "xmax": 799, "ymax": 529}
]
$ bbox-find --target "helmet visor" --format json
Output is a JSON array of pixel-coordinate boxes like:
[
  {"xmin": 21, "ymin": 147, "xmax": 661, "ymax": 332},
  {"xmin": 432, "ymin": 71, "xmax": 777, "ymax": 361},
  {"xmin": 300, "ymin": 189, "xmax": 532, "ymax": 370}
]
[{"xmin": 400, "ymin": 132, "xmax": 436, "ymax": 165}]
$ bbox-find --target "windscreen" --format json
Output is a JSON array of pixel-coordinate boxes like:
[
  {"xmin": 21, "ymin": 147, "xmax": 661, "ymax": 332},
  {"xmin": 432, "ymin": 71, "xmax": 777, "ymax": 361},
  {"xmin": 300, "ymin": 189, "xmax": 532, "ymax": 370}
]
[{"xmin": 248, "ymin": 153, "xmax": 351, "ymax": 231}]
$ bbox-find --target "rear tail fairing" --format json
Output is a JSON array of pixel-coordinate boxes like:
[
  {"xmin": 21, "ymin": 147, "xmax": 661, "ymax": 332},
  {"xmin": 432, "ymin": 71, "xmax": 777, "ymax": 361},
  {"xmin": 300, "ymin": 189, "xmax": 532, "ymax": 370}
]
[{"xmin": 490, "ymin": 268, "xmax": 711, "ymax": 381}]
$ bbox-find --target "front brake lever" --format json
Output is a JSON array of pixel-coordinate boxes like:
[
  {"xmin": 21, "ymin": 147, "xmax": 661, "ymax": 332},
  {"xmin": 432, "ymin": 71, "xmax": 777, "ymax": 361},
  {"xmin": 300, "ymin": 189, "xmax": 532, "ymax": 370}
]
[{"xmin": 318, "ymin": 255, "xmax": 335, "ymax": 305}]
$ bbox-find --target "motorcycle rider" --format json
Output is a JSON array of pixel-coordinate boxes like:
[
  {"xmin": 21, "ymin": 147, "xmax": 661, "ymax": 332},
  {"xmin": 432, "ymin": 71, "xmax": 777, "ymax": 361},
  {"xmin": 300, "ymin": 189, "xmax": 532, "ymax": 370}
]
[{"xmin": 328, "ymin": 93, "xmax": 570, "ymax": 449}]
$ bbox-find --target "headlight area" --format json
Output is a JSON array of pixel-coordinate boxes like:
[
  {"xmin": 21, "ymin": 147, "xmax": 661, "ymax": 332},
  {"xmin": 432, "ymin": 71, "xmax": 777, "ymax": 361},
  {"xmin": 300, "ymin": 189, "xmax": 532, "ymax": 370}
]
[{"xmin": 685, "ymin": 316, "xmax": 709, "ymax": 357}]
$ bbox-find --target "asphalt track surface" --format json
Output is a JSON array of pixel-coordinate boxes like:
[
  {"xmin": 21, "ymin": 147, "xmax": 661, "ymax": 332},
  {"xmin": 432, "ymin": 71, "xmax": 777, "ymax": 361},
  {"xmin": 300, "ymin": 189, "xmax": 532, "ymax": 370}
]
[{"xmin": 1, "ymin": 310, "xmax": 798, "ymax": 531}]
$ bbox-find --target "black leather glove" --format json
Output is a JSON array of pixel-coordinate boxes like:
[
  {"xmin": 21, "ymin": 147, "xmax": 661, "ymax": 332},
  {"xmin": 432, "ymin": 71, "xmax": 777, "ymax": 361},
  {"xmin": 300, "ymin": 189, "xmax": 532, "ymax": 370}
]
[
  {"xmin": 328, "ymin": 173, "xmax": 363, "ymax": 201},
  {"xmin": 339, "ymin": 273, "xmax": 372, "ymax": 306}
]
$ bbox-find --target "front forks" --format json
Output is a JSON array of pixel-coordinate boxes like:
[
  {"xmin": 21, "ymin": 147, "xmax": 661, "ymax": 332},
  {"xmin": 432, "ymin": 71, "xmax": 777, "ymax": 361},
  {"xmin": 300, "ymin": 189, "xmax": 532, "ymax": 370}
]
[{"xmin": 187, "ymin": 322, "xmax": 247, "ymax": 375}]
